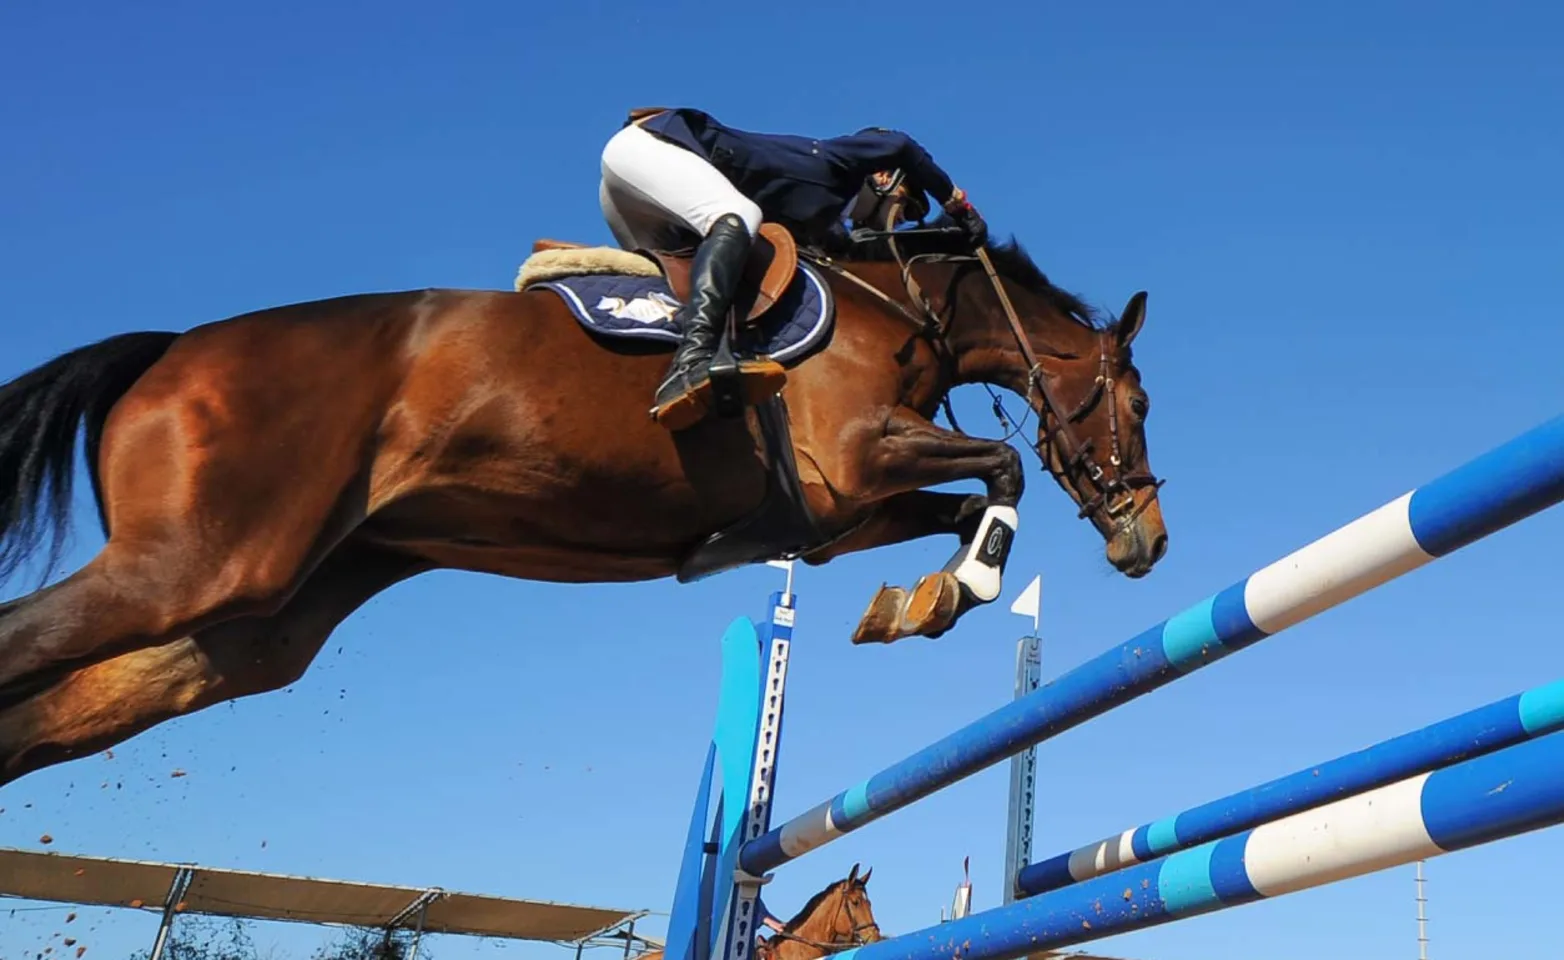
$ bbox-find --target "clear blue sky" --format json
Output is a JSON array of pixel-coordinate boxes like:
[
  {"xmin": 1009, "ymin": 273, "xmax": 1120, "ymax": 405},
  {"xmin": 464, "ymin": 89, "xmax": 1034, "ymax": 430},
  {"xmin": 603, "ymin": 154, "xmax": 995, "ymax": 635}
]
[{"xmin": 3, "ymin": 2, "xmax": 1563, "ymax": 959}]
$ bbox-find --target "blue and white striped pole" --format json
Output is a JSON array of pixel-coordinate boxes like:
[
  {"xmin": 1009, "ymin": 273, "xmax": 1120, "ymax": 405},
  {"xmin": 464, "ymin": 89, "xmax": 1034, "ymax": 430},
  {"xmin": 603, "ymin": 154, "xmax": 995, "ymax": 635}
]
[
  {"xmin": 831, "ymin": 728, "xmax": 1564, "ymax": 960},
  {"xmin": 739, "ymin": 414, "xmax": 1564, "ymax": 877},
  {"xmin": 1017, "ymin": 675, "xmax": 1564, "ymax": 896}
]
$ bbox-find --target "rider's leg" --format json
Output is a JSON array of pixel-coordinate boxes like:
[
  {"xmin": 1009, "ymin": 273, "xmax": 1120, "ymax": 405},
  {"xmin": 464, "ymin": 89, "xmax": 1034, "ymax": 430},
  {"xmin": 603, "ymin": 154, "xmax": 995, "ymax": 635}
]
[
  {"xmin": 600, "ymin": 123, "xmax": 762, "ymax": 242},
  {"xmin": 598, "ymin": 177, "xmax": 642, "ymax": 250},
  {"xmin": 600, "ymin": 124, "xmax": 767, "ymax": 429},
  {"xmin": 648, "ymin": 213, "xmax": 752, "ymax": 427}
]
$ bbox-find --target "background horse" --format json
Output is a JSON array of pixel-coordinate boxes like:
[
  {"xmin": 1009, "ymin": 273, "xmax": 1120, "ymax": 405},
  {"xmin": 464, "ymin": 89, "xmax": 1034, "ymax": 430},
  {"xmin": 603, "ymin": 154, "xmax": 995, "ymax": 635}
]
[
  {"xmin": 637, "ymin": 864, "xmax": 881, "ymax": 960},
  {"xmin": 0, "ymin": 225, "xmax": 1166, "ymax": 785},
  {"xmin": 755, "ymin": 863, "xmax": 882, "ymax": 960}
]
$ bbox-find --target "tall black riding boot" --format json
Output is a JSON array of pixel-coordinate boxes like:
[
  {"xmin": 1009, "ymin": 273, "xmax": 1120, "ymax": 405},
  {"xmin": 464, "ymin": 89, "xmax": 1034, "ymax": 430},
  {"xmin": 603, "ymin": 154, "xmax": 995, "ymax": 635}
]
[{"xmin": 650, "ymin": 213, "xmax": 753, "ymax": 430}]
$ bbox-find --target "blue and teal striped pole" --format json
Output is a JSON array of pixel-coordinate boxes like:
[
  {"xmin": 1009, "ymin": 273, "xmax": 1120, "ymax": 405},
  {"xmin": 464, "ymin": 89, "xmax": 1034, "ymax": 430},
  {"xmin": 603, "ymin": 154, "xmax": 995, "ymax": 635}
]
[
  {"xmin": 739, "ymin": 414, "xmax": 1564, "ymax": 877},
  {"xmin": 1017, "ymin": 675, "xmax": 1564, "ymax": 896},
  {"xmin": 831, "ymin": 728, "xmax": 1564, "ymax": 960}
]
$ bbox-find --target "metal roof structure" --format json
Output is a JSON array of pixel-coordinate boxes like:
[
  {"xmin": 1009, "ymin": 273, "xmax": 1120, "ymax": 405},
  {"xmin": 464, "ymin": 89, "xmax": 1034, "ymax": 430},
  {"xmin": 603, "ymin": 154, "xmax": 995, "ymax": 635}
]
[{"xmin": 0, "ymin": 847, "xmax": 656, "ymax": 960}]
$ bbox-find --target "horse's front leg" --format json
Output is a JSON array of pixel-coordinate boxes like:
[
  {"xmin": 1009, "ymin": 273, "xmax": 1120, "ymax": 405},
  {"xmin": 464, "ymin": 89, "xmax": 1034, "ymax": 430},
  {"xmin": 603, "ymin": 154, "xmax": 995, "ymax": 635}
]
[
  {"xmin": 800, "ymin": 490, "xmax": 993, "ymax": 570},
  {"xmin": 826, "ymin": 409, "xmax": 1025, "ymax": 644}
]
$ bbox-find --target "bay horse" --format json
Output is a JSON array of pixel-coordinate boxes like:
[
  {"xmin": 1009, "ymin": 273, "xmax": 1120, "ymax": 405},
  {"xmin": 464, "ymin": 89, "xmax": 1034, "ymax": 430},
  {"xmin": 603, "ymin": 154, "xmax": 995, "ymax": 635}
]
[
  {"xmin": 0, "ymin": 220, "xmax": 1167, "ymax": 786},
  {"xmin": 640, "ymin": 863, "xmax": 882, "ymax": 960}
]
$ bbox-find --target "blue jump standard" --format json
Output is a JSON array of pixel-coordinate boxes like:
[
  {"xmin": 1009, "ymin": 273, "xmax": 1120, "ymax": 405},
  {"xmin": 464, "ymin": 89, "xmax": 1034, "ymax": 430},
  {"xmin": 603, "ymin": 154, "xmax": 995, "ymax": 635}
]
[
  {"xmin": 739, "ymin": 414, "xmax": 1564, "ymax": 877},
  {"xmin": 829, "ymin": 729, "xmax": 1564, "ymax": 960},
  {"xmin": 1018, "ymin": 675, "xmax": 1564, "ymax": 895}
]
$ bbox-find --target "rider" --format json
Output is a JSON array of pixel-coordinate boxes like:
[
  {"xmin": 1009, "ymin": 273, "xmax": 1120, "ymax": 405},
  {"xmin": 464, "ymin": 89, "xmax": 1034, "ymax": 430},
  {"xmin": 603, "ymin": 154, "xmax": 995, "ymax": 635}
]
[{"xmin": 599, "ymin": 106, "xmax": 989, "ymax": 430}]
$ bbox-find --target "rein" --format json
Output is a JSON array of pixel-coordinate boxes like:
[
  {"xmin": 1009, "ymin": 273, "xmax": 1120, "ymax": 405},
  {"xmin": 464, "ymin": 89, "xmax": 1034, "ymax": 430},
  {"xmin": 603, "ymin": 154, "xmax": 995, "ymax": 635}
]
[{"xmin": 801, "ymin": 205, "xmax": 1163, "ymax": 528}]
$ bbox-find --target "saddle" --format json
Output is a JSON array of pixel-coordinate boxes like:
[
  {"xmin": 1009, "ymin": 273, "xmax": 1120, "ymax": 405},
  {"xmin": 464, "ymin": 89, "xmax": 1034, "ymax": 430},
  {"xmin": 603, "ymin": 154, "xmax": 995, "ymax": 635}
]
[
  {"xmin": 531, "ymin": 222, "xmax": 799, "ymax": 327},
  {"xmin": 527, "ymin": 222, "xmax": 822, "ymax": 581}
]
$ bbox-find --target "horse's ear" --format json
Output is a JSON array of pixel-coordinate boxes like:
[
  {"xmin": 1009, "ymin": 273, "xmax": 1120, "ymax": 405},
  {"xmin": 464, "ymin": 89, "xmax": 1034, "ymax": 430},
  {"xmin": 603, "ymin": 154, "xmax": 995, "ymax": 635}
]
[
  {"xmin": 847, "ymin": 863, "xmax": 861, "ymax": 884},
  {"xmin": 859, "ymin": 866, "xmax": 872, "ymax": 886},
  {"xmin": 1116, "ymin": 291, "xmax": 1149, "ymax": 350}
]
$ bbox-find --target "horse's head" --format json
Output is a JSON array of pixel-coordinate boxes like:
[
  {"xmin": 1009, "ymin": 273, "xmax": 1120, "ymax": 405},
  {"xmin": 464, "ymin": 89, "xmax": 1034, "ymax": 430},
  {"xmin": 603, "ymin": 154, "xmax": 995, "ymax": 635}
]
[
  {"xmin": 767, "ymin": 862, "xmax": 882, "ymax": 960},
  {"xmin": 830, "ymin": 863, "xmax": 881, "ymax": 946},
  {"xmin": 802, "ymin": 862, "xmax": 882, "ymax": 951},
  {"xmin": 900, "ymin": 229, "xmax": 1168, "ymax": 578},
  {"xmin": 1023, "ymin": 288, "xmax": 1167, "ymax": 577},
  {"xmin": 808, "ymin": 219, "xmax": 1168, "ymax": 580}
]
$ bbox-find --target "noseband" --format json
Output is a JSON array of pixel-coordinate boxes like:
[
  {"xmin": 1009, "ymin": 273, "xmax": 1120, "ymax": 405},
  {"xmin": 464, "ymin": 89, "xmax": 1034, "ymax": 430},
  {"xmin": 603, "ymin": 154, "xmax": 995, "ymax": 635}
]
[{"xmin": 804, "ymin": 210, "xmax": 1163, "ymax": 531}]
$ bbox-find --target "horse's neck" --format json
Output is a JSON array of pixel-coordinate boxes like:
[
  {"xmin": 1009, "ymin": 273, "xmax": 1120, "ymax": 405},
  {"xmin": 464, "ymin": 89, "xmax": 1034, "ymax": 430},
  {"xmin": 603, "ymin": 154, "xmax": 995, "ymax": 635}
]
[
  {"xmin": 773, "ymin": 896, "xmax": 840, "ymax": 960},
  {"xmin": 824, "ymin": 257, "xmax": 1094, "ymax": 397},
  {"xmin": 947, "ymin": 282, "xmax": 1100, "ymax": 392},
  {"xmin": 827, "ymin": 259, "xmax": 928, "ymax": 327}
]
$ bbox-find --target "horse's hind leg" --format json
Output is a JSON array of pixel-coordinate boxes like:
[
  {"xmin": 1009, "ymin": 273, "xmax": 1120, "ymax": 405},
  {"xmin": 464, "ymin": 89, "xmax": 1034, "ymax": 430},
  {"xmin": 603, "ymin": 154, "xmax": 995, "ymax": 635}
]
[
  {"xmin": 0, "ymin": 350, "xmax": 380, "ymax": 700},
  {"xmin": 0, "ymin": 541, "xmax": 427, "ymax": 785},
  {"xmin": 0, "ymin": 505, "xmax": 359, "ymax": 702}
]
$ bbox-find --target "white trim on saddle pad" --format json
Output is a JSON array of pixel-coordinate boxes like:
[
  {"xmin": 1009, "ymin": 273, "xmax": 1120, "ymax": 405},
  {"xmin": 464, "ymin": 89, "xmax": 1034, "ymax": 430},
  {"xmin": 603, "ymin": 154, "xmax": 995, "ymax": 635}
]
[{"xmin": 514, "ymin": 247, "xmax": 661, "ymax": 291}]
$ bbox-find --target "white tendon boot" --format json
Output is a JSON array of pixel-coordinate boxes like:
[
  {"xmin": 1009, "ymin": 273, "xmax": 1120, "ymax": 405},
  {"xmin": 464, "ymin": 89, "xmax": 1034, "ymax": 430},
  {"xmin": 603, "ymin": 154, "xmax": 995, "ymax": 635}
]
[{"xmin": 942, "ymin": 505, "xmax": 1019, "ymax": 604}]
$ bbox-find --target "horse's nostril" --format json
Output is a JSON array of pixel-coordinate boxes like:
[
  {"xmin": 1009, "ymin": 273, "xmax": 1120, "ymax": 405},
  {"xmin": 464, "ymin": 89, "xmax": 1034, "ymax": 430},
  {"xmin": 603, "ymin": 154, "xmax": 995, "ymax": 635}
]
[{"xmin": 1150, "ymin": 533, "xmax": 1169, "ymax": 563}]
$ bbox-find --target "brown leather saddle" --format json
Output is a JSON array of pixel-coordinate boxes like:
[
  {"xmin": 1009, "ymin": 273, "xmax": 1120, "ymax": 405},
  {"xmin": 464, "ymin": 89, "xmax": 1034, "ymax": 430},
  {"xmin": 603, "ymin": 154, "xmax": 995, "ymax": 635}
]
[
  {"xmin": 530, "ymin": 223, "xmax": 822, "ymax": 583},
  {"xmin": 530, "ymin": 222, "xmax": 799, "ymax": 327}
]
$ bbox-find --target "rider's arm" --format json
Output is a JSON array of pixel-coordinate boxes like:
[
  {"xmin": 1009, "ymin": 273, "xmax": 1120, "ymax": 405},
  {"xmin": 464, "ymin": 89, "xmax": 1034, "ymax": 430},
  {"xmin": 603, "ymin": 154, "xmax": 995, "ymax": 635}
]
[
  {"xmin": 821, "ymin": 128, "xmax": 960, "ymax": 208},
  {"xmin": 755, "ymin": 897, "xmax": 786, "ymax": 934},
  {"xmin": 823, "ymin": 127, "xmax": 986, "ymax": 245}
]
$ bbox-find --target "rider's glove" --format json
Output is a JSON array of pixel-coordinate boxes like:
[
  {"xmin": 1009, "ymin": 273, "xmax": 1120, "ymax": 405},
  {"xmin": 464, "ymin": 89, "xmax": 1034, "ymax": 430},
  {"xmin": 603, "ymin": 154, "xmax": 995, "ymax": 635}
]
[{"xmin": 945, "ymin": 188, "xmax": 987, "ymax": 248}]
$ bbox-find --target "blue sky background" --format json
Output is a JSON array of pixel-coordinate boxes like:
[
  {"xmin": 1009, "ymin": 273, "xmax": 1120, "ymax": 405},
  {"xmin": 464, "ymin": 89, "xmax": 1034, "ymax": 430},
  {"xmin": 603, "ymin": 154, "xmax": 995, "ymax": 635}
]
[{"xmin": 3, "ymin": 1, "xmax": 1562, "ymax": 958}]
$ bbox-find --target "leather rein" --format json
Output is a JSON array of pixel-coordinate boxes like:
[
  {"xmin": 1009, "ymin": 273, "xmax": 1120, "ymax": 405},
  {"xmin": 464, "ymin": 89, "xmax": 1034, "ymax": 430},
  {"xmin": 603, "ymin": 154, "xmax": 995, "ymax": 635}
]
[{"xmin": 800, "ymin": 205, "xmax": 1162, "ymax": 528}]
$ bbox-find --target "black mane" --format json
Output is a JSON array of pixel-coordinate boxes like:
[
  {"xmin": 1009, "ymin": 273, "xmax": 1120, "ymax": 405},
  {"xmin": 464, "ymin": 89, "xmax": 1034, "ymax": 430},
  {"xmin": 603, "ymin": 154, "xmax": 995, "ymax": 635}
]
[{"xmin": 813, "ymin": 215, "xmax": 1111, "ymax": 331}]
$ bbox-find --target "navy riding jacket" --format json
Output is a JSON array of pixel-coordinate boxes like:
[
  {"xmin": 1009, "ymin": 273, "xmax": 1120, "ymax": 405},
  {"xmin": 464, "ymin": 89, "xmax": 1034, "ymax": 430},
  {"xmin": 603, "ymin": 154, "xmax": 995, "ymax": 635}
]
[{"xmin": 632, "ymin": 108, "xmax": 958, "ymax": 238}]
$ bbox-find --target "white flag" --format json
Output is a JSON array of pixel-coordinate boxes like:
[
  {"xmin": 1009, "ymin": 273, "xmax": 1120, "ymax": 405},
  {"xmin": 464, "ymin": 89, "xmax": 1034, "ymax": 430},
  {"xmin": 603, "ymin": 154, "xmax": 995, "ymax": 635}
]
[{"xmin": 1009, "ymin": 575, "xmax": 1041, "ymax": 632}]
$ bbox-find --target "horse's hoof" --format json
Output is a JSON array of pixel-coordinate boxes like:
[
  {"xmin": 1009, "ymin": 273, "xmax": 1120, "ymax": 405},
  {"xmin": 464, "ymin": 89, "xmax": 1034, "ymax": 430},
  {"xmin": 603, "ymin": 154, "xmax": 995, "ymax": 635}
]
[
  {"xmin": 905, "ymin": 572, "xmax": 961, "ymax": 638},
  {"xmin": 851, "ymin": 585, "xmax": 908, "ymax": 644}
]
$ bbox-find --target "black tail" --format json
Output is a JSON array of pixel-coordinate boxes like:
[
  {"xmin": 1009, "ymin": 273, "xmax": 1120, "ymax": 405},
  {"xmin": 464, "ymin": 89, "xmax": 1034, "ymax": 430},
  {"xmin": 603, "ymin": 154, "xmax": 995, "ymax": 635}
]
[{"xmin": 0, "ymin": 331, "xmax": 180, "ymax": 587}]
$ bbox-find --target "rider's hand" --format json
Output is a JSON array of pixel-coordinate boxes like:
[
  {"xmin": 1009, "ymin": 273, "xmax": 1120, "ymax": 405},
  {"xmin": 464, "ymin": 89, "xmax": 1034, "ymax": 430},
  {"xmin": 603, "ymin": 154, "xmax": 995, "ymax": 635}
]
[{"xmin": 945, "ymin": 188, "xmax": 987, "ymax": 248}]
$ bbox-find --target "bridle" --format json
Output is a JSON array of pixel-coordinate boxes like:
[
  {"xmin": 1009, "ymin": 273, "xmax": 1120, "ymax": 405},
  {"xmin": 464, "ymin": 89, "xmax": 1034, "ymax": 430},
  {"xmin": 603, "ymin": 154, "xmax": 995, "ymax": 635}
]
[
  {"xmin": 759, "ymin": 886, "xmax": 880, "ymax": 958},
  {"xmin": 802, "ymin": 197, "xmax": 1163, "ymax": 530}
]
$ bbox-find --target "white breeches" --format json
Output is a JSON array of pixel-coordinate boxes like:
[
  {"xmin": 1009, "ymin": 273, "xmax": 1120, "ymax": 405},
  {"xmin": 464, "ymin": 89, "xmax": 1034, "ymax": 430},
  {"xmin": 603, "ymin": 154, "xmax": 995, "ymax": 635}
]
[{"xmin": 599, "ymin": 123, "xmax": 762, "ymax": 251}]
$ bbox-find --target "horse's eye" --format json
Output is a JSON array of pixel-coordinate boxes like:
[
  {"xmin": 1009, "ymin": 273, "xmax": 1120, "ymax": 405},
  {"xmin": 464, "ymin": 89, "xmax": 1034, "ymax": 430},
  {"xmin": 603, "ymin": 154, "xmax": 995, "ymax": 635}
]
[{"xmin": 1129, "ymin": 396, "xmax": 1149, "ymax": 418}]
